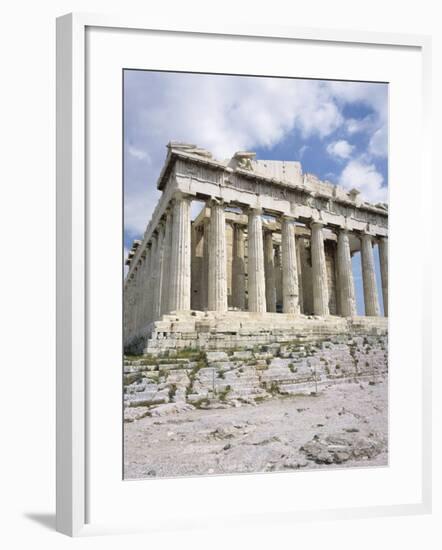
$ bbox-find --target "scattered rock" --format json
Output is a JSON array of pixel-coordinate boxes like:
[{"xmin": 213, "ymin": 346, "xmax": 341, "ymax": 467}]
[
  {"xmin": 206, "ymin": 351, "xmax": 229, "ymax": 362},
  {"xmin": 232, "ymin": 351, "xmax": 253, "ymax": 360},
  {"xmin": 124, "ymin": 406, "xmax": 150, "ymax": 423},
  {"xmin": 300, "ymin": 431, "xmax": 384, "ymax": 464},
  {"xmin": 149, "ymin": 402, "xmax": 195, "ymax": 417},
  {"xmin": 210, "ymin": 426, "xmax": 236, "ymax": 440}
]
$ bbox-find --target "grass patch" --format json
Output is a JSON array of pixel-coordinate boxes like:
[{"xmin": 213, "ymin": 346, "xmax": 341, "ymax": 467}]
[
  {"xmin": 168, "ymin": 384, "xmax": 177, "ymax": 401},
  {"xmin": 218, "ymin": 385, "xmax": 231, "ymax": 402},
  {"xmin": 191, "ymin": 398, "xmax": 211, "ymax": 409}
]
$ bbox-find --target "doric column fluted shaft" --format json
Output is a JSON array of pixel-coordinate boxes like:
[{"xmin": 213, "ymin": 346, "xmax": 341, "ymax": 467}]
[
  {"xmin": 337, "ymin": 229, "xmax": 357, "ymax": 317},
  {"xmin": 247, "ymin": 208, "xmax": 266, "ymax": 313},
  {"xmin": 232, "ymin": 223, "xmax": 246, "ymax": 310},
  {"xmin": 378, "ymin": 237, "xmax": 388, "ymax": 316},
  {"xmin": 200, "ymin": 220, "xmax": 210, "ymax": 310},
  {"xmin": 264, "ymin": 231, "xmax": 277, "ymax": 312},
  {"xmin": 140, "ymin": 245, "xmax": 152, "ymax": 326},
  {"xmin": 296, "ymin": 238, "xmax": 304, "ymax": 313},
  {"xmin": 132, "ymin": 263, "xmax": 143, "ymax": 334},
  {"xmin": 147, "ymin": 233, "xmax": 158, "ymax": 323},
  {"xmin": 161, "ymin": 210, "xmax": 173, "ymax": 315},
  {"xmin": 208, "ymin": 200, "xmax": 228, "ymax": 311},
  {"xmin": 281, "ymin": 216, "xmax": 300, "ymax": 314},
  {"xmin": 274, "ymin": 244, "xmax": 283, "ymax": 306},
  {"xmin": 152, "ymin": 221, "xmax": 165, "ymax": 321},
  {"xmin": 169, "ymin": 193, "xmax": 191, "ymax": 311},
  {"xmin": 124, "ymin": 277, "xmax": 135, "ymax": 340},
  {"xmin": 311, "ymin": 221, "xmax": 330, "ymax": 316},
  {"xmin": 361, "ymin": 233, "xmax": 380, "ymax": 316}
]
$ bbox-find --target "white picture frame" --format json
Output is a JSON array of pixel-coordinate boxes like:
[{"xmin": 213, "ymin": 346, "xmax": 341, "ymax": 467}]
[{"xmin": 56, "ymin": 12, "xmax": 432, "ymax": 537}]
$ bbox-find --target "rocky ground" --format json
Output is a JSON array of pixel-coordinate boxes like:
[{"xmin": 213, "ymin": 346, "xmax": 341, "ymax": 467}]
[{"xmin": 124, "ymin": 377, "xmax": 388, "ymax": 479}]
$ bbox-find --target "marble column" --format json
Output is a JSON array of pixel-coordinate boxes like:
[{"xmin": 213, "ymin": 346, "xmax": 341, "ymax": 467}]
[
  {"xmin": 274, "ymin": 244, "xmax": 283, "ymax": 307},
  {"xmin": 231, "ymin": 223, "xmax": 246, "ymax": 310},
  {"xmin": 132, "ymin": 262, "xmax": 142, "ymax": 334},
  {"xmin": 264, "ymin": 231, "xmax": 276, "ymax": 312},
  {"xmin": 378, "ymin": 237, "xmax": 388, "ymax": 316},
  {"xmin": 361, "ymin": 233, "xmax": 380, "ymax": 316},
  {"xmin": 208, "ymin": 200, "xmax": 228, "ymax": 311},
  {"xmin": 281, "ymin": 216, "xmax": 300, "ymax": 314},
  {"xmin": 161, "ymin": 210, "xmax": 173, "ymax": 315},
  {"xmin": 296, "ymin": 237, "xmax": 304, "ymax": 314},
  {"xmin": 311, "ymin": 221, "xmax": 330, "ymax": 316},
  {"xmin": 152, "ymin": 221, "xmax": 165, "ymax": 320},
  {"xmin": 124, "ymin": 276, "xmax": 135, "ymax": 339},
  {"xmin": 140, "ymin": 245, "xmax": 152, "ymax": 326},
  {"xmin": 247, "ymin": 208, "xmax": 266, "ymax": 313},
  {"xmin": 200, "ymin": 219, "xmax": 210, "ymax": 310},
  {"xmin": 169, "ymin": 192, "xmax": 191, "ymax": 311},
  {"xmin": 147, "ymin": 232, "xmax": 158, "ymax": 323},
  {"xmin": 337, "ymin": 229, "xmax": 357, "ymax": 317}
]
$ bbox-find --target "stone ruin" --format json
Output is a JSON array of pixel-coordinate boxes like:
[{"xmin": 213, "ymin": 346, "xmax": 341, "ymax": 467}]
[
  {"xmin": 124, "ymin": 142, "xmax": 388, "ymax": 412},
  {"xmin": 123, "ymin": 143, "xmax": 388, "ymax": 410}
]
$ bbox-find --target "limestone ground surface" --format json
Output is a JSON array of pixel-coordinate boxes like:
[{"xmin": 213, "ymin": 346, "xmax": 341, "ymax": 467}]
[{"xmin": 124, "ymin": 377, "xmax": 388, "ymax": 479}]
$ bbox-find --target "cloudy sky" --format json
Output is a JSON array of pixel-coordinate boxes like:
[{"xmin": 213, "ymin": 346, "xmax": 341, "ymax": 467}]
[{"xmin": 124, "ymin": 70, "xmax": 388, "ymax": 314}]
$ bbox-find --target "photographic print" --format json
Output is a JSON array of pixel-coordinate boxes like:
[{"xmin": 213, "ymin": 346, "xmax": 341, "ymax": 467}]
[{"xmin": 122, "ymin": 70, "xmax": 388, "ymax": 480}]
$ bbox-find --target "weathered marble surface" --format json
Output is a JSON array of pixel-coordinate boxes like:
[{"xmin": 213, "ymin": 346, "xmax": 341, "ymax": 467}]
[{"xmin": 124, "ymin": 144, "xmax": 388, "ymax": 346}]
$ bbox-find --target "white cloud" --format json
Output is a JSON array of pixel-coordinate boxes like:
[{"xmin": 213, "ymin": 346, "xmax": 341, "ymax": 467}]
[
  {"xmin": 326, "ymin": 139, "xmax": 354, "ymax": 159},
  {"xmin": 127, "ymin": 145, "xmax": 151, "ymax": 162},
  {"xmin": 368, "ymin": 125, "xmax": 388, "ymax": 157},
  {"xmin": 298, "ymin": 145, "xmax": 309, "ymax": 158},
  {"xmin": 327, "ymin": 81, "xmax": 388, "ymax": 124},
  {"xmin": 339, "ymin": 159, "xmax": 387, "ymax": 203},
  {"xmin": 124, "ymin": 72, "xmax": 388, "ymax": 238},
  {"xmin": 345, "ymin": 116, "xmax": 374, "ymax": 135}
]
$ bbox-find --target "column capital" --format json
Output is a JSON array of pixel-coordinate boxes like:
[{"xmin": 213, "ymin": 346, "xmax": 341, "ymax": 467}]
[
  {"xmin": 311, "ymin": 219, "xmax": 325, "ymax": 228},
  {"xmin": 248, "ymin": 206, "xmax": 263, "ymax": 216},
  {"xmin": 360, "ymin": 231, "xmax": 374, "ymax": 241},
  {"xmin": 171, "ymin": 190, "xmax": 192, "ymax": 203},
  {"xmin": 280, "ymin": 214, "xmax": 296, "ymax": 223},
  {"xmin": 208, "ymin": 196, "xmax": 225, "ymax": 207}
]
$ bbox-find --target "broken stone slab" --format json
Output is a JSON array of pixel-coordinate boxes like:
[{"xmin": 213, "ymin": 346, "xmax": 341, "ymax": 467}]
[
  {"xmin": 300, "ymin": 432, "xmax": 385, "ymax": 464},
  {"xmin": 206, "ymin": 351, "xmax": 229, "ymax": 362},
  {"xmin": 149, "ymin": 402, "xmax": 196, "ymax": 417},
  {"xmin": 232, "ymin": 351, "xmax": 253, "ymax": 360},
  {"xmin": 124, "ymin": 406, "xmax": 150, "ymax": 423}
]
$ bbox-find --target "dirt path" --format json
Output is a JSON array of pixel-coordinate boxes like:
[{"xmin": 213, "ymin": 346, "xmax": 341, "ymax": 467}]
[{"xmin": 124, "ymin": 378, "xmax": 388, "ymax": 479}]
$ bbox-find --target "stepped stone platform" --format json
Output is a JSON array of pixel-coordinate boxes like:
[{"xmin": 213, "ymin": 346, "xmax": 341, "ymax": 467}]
[
  {"xmin": 123, "ymin": 314, "xmax": 388, "ymax": 421},
  {"xmin": 124, "ymin": 311, "xmax": 388, "ymax": 356}
]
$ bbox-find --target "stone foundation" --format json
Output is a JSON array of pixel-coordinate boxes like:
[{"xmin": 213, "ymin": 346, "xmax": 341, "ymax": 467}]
[
  {"xmin": 123, "ymin": 314, "xmax": 388, "ymax": 417},
  {"xmin": 124, "ymin": 311, "xmax": 387, "ymax": 356}
]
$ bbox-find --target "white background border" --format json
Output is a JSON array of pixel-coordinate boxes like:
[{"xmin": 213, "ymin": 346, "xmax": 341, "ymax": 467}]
[{"xmin": 1, "ymin": 2, "xmax": 438, "ymax": 549}]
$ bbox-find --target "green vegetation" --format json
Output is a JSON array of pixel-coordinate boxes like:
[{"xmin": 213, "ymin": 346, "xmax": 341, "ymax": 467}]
[
  {"xmin": 288, "ymin": 363, "xmax": 298, "ymax": 373},
  {"xmin": 168, "ymin": 384, "xmax": 177, "ymax": 401},
  {"xmin": 218, "ymin": 385, "xmax": 231, "ymax": 402}
]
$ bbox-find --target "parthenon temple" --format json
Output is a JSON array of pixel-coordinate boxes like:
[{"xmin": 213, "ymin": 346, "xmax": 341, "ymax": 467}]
[{"xmin": 124, "ymin": 142, "xmax": 388, "ymax": 354}]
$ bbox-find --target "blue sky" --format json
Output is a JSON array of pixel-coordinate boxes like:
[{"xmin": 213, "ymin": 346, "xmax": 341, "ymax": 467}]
[{"xmin": 124, "ymin": 70, "xmax": 388, "ymax": 314}]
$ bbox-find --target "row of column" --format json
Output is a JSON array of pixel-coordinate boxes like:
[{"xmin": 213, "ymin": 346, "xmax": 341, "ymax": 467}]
[
  {"xmin": 203, "ymin": 209, "xmax": 388, "ymax": 319},
  {"xmin": 124, "ymin": 192, "xmax": 388, "ymax": 341},
  {"xmin": 124, "ymin": 192, "xmax": 192, "ymax": 340}
]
